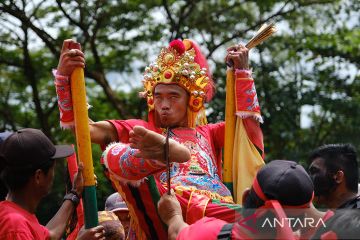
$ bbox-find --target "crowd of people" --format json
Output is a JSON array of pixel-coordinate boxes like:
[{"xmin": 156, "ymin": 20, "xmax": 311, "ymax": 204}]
[{"xmin": 0, "ymin": 37, "xmax": 359, "ymax": 240}]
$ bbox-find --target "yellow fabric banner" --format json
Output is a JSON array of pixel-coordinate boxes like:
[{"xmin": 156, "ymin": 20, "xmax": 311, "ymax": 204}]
[{"xmin": 233, "ymin": 119, "xmax": 265, "ymax": 204}]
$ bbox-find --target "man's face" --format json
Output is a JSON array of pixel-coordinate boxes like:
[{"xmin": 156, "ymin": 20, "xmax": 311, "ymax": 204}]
[
  {"xmin": 308, "ymin": 157, "xmax": 337, "ymax": 205},
  {"xmin": 39, "ymin": 161, "xmax": 56, "ymax": 196},
  {"xmin": 113, "ymin": 210, "xmax": 130, "ymax": 235},
  {"xmin": 154, "ymin": 84, "xmax": 188, "ymax": 128}
]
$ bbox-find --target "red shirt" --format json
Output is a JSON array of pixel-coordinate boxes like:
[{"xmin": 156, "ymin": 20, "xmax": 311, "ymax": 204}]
[
  {"xmin": 0, "ymin": 201, "xmax": 50, "ymax": 240},
  {"xmin": 177, "ymin": 217, "xmax": 228, "ymax": 240}
]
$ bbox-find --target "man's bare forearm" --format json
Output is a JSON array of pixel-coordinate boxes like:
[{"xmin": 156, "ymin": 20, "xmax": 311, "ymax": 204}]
[
  {"xmin": 46, "ymin": 201, "xmax": 75, "ymax": 240},
  {"xmin": 89, "ymin": 120, "xmax": 118, "ymax": 145},
  {"xmin": 68, "ymin": 118, "xmax": 119, "ymax": 145}
]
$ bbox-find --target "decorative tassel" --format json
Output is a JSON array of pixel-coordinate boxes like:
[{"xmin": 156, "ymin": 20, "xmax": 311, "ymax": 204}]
[
  {"xmin": 187, "ymin": 107, "xmax": 196, "ymax": 128},
  {"xmin": 236, "ymin": 111, "xmax": 264, "ymax": 123},
  {"xmin": 187, "ymin": 107, "xmax": 208, "ymax": 128},
  {"xmin": 196, "ymin": 108, "xmax": 208, "ymax": 126}
]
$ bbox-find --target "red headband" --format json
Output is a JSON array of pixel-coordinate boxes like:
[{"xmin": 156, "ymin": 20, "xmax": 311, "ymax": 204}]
[
  {"xmin": 255, "ymin": 200, "xmax": 296, "ymax": 240},
  {"xmin": 252, "ymin": 177, "xmax": 314, "ymax": 209}
]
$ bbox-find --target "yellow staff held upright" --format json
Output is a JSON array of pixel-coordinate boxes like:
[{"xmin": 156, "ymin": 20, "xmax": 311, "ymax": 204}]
[
  {"xmin": 223, "ymin": 23, "xmax": 276, "ymax": 204},
  {"xmin": 69, "ymin": 42, "xmax": 98, "ymax": 228}
]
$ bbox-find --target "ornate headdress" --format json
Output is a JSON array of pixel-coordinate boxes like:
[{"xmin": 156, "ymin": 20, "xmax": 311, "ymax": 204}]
[{"xmin": 141, "ymin": 39, "xmax": 214, "ymax": 128}]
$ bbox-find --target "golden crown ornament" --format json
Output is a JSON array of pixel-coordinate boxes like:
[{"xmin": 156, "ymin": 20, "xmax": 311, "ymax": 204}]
[{"xmin": 140, "ymin": 39, "xmax": 213, "ymax": 128}]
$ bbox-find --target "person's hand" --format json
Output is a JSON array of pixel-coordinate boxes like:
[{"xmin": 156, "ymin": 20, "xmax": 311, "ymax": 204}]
[
  {"xmin": 158, "ymin": 191, "xmax": 189, "ymax": 240},
  {"xmin": 57, "ymin": 39, "xmax": 85, "ymax": 76},
  {"xmin": 157, "ymin": 190, "xmax": 183, "ymax": 226},
  {"xmin": 72, "ymin": 162, "xmax": 84, "ymax": 197},
  {"xmin": 225, "ymin": 44, "xmax": 249, "ymax": 70},
  {"xmin": 77, "ymin": 225, "xmax": 105, "ymax": 240}
]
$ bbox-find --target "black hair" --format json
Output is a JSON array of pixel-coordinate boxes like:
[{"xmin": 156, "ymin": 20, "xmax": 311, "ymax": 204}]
[
  {"xmin": 101, "ymin": 220, "xmax": 125, "ymax": 240},
  {"xmin": 243, "ymin": 188, "xmax": 265, "ymax": 211},
  {"xmin": 242, "ymin": 187, "xmax": 266, "ymax": 230},
  {"xmin": 241, "ymin": 190, "xmax": 278, "ymax": 238},
  {"xmin": 309, "ymin": 143, "xmax": 359, "ymax": 193},
  {"xmin": 99, "ymin": 211, "xmax": 125, "ymax": 240},
  {"xmin": 311, "ymin": 209, "xmax": 360, "ymax": 239}
]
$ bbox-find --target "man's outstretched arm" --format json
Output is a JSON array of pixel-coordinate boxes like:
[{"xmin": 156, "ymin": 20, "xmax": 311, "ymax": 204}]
[{"xmin": 89, "ymin": 120, "xmax": 119, "ymax": 145}]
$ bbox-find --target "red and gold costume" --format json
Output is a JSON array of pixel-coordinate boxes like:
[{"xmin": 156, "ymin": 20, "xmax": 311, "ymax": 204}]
[
  {"xmin": 99, "ymin": 40, "xmax": 264, "ymax": 239},
  {"xmin": 54, "ymin": 39, "xmax": 264, "ymax": 239}
]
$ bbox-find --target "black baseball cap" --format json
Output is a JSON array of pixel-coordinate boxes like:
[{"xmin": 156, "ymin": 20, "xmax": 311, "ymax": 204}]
[
  {"xmin": 0, "ymin": 128, "xmax": 74, "ymax": 169},
  {"xmin": 252, "ymin": 160, "xmax": 314, "ymax": 207}
]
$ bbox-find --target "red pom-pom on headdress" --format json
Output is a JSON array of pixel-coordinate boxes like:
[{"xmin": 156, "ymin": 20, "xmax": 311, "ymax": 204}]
[{"xmin": 169, "ymin": 39, "xmax": 186, "ymax": 55}]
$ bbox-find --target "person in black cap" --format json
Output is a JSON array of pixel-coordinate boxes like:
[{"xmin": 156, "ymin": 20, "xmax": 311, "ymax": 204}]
[
  {"xmin": 240, "ymin": 160, "xmax": 334, "ymax": 239},
  {"xmin": 158, "ymin": 160, "xmax": 335, "ymax": 240},
  {"xmin": 308, "ymin": 143, "xmax": 360, "ymax": 209},
  {"xmin": 0, "ymin": 128, "xmax": 105, "ymax": 240}
]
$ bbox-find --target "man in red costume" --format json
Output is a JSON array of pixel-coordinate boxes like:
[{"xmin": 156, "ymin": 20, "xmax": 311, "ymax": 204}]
[{"xmin": 54, "ymin": 39, "xmax": 264, "ymax": 239}]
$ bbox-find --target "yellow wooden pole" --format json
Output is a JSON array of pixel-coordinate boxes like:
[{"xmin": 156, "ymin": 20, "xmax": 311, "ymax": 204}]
[
  {"xmin": 223, "ymin": 69, "xmax": 236, "ymax": 194},
  {"xmin": 71, "ymin": 66, "xmax": 98, "ymax": 228},
  {"xmin": 71, "ymin": 68, "xmax": 95, "ymax": 186}
]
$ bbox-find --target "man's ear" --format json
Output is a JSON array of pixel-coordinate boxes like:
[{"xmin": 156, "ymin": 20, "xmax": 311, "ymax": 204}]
[
  {"xmin": 334, "ymin": 170, "xmax": 344, "ymax": 184},
  {"xmin": 33, "ymin": 169, "xmax": 43, "ymax": 185},
  {"xmin": 242, "ymin": 187, "xmax": 251, "ymax": 205}
]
